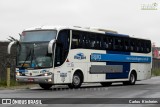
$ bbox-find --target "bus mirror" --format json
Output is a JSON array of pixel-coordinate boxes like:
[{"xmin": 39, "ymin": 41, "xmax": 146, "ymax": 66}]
[
  {"xmin": 7, "ymin": 41, "xmax": 16, "ymax": 54},
  {"xmin": 48, "ymin": 39, "xmax": 56, "ymax": 53}
]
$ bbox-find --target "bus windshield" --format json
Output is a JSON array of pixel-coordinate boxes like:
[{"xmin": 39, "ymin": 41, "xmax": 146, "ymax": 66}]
[
  {"xmin": 17, "ymin": 42, "xmax": 53, "ymax": 68},
  {"xmin": 21, "ymin": 30, "xmax": 57, "ymax": 42}
]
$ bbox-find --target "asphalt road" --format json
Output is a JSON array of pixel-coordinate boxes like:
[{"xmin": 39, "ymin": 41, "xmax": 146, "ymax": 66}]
[{"xmin": 0, "ymin": 76, "xmax": 160, "ymax": 107}]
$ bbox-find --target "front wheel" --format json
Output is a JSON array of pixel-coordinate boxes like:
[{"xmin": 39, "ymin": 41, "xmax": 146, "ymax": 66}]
[
  {"xmin": 39, "ymin": 83, "xmax": 52, "ymax": 90},
  {"xmin": 123, "ymin": 72, "xmax": 136, "ymax": 85},
  {"xmin": 68, "ymin": 72, "xmax": 82, "ymax": 89}
]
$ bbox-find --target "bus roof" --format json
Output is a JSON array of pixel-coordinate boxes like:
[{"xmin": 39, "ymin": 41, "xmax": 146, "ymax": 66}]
[
  {"xmin": 105, "ymin": 32, "xmax": 129, "ymax": 37},
  {"xmin": 23, "ymin": 25, "xmax": 150, "ymax": 41},
  {"xmin": 23, "ymin": 25, "xmax": 116, "ymax": 34}
]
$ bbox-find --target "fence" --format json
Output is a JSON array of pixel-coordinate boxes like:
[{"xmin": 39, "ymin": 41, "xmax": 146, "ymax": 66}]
[
  {"xmin": 0, "ymin": 41, "xmax": 160, "ymax": 81},
  {"xmin": 152, "ymin": 58, "xmax": 160, "ymax": 70}
]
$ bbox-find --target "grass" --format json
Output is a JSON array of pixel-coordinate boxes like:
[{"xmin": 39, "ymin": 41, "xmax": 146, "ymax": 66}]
[
  {"xmin": 0, "ymin": 79, "xmax": 27, "ymax": 87},
  {"xmin": 152, "ymin": 69, "xmax": 160, "ymax": 76}
]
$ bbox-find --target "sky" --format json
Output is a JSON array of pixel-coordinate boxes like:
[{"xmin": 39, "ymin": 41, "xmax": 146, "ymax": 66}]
[{"xmin": 0, "ymin": 0, "xmax": 160, "ymax": 46}]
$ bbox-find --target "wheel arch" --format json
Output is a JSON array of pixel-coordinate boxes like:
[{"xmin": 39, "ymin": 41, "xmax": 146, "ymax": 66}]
[
  {"xmin": 72, "ymin": 69, "xmax": 84, "ymax": 83},
  {"xmin": 129, "ymin": 69, "xmax": 137, "ymax": 81}
]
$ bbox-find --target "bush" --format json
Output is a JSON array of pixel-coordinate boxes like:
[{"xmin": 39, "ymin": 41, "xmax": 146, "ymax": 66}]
[{"xmin": 152, "ymin": 69, "xmax": 160, "ymax": 76}]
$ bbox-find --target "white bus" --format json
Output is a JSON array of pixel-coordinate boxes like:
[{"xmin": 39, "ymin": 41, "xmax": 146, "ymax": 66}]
[{"xmin": 8, "ymin": 26, "xmax": 152, "ymax": 89}]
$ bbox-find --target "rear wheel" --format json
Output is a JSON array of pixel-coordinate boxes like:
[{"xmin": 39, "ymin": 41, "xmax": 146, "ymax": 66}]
[
  {"xmin": 68, "ymin": 72, "xmax": 82, "ymax": 89},
  {"xmin": 123, "ymin": 72, "xmax": 136, "ymax": 85},
  {"xmin": 39, "ymin": 83, "xmax": 52, "ymax": 90},
  {"xmin": 100, "ymin": 82, "xmax": 112, "ymax": 87}
]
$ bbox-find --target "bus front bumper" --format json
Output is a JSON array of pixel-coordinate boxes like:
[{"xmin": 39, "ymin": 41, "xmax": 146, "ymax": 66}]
[{"xmin": 16, "ymin": 75, "xmax": 54, "ymax": 84}]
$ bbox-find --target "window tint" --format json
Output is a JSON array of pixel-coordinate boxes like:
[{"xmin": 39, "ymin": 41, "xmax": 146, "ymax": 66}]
[
  {"xmin": 71, "ymin": 30, "xmax": 151, "ymax": 53},
  {"xmin": 55, "ymin": 30, "xmax": 70, "ymax": 67},
  {"xmin": 114, "ymin": 37, "xmax": 123, "ymax": 51},
  {"xmin": 22, "ymin": 30, "xmax": 57, "ymax": 42},
  {"xmin": 107, "ymin": 37, "xmax": 113, "ymax": 50},
  {"xmin": 130, "ymin": 39, "xmax": 136, "ymax": 51}
]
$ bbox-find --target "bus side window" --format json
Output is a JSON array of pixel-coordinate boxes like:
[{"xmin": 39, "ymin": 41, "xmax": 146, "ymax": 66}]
[
  {"xmin": 146, "ymin": 41, "xmax": 151, "ymax": 53},
  {"xmin": 101, "ymin": 35, "xmax": 106, "ymax": 50},
  {"xmin": 78, "ymin": 34, "xmax": 83, "ymax": 48},
  {"xmin": 95, "ymin": 34, "xmax": 101, "ymax": 49},
  {"xmin": 124, "ymin": 39, "xmax": 130, "ymax": 51},
  {"xmin": 135, "ymin": 40, "xmax": 139, "ymax": 52},
  {"xmin": 130, "ymin": 39, "xmax": 135, "ymax": 52},
  {"xmin": 140, "ymin": 41, "xmax": 144, "ymax": 52},
  {"xmin": 55, "ymin": 30, "xmax": 70, "ymax": 67},
  {"xmin": 143, "ymin": 40, "xmax": 151, "ymax": 53},
  {"xmin": 101, "ymin": 36, "xmax": 107, "ymax": 50},
  {"xmin": 136, "ymin": 40, "xmax": 143, "ymax": 52},
  {"xmin": 143, "ymin": 41, "xmax": 147, "ymax": 53},
  {"xmin": 81, "ymin": 32, "xmax": 89, "ymax": 48},
  {"xmin": 119, "ymin": 38, "xmax": 124, "ymax": 51},
  {"xmin": 72, "ymin": 31, "xmax": 80, "ymax": 49},
  {"xmin": 88, "ymin": 33, "xmax": 96, "ymax": 49},
  {"xmin": 108, "ymin": 37, "xmax": 113, "ymax": 50},
  {"xmin": 113, "ymin": 38, "xmax": 118, "ymax": 50},
  {"xmin": 113, "ymin": 37, "xmax": 123, "ymax": 51},
  {"xmin": 84, "ymin": 33, "xmax": 90, "ymax": 49}
]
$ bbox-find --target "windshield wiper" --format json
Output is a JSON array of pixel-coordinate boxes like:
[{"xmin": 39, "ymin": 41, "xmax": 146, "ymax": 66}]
[{"xmin": 21, "ymin": 49, "xmax": 32, "ymax": 68}]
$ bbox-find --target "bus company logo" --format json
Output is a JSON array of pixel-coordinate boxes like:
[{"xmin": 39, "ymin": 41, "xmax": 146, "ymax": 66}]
[
  {"xmin": 91, "ymin": 54, "xmax": 102, "ymax": 61},
  {"xmin": 141, "ymin": 2, "xmax": 158, "ymax": 10},
  {"xmin": 74, "ymin": 53, "xmax": 86, "ymax": 60},
  {"xmin": 40, "ymin": 69, "xmax": 47, "ymax": 73}
]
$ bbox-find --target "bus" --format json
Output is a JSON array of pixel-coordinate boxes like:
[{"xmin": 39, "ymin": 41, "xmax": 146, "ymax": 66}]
[{"xmin": 8, "ymin": 26, "xmax": 152, "ymax": 89}]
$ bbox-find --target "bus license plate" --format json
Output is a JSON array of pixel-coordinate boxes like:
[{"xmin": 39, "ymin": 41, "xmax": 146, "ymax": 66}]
[{"xmin": 28, "ymin": 78, "xmax": 34, "ymax": 82}]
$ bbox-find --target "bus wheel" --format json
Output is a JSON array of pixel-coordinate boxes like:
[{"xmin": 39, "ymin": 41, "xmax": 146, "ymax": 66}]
[
  {"xmin": 68, "ymin": 72, "xmax": 82, "ymax": 89},
  {"xmin": 123, "ymin": 72, "xmax": 136, "ymax": 85},
  {"xmin": 39, "ymin": 83, "xmax": 52, "ymax": 90},
  {"xmin": 100, "ymin": 82, "xmax": 112, "ymax": 87}
]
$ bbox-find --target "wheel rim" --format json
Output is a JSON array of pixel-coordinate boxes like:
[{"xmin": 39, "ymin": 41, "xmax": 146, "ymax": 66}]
[
  {"xmin": 73, "ymin": 75, "xmax": 80, "ymax": 86},
  {"xmin": 130, "ymin": 74, "xmax": 135, "ymax": 83}
]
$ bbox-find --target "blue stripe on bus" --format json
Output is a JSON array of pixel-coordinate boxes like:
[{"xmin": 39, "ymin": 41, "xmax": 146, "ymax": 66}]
[
  {"xmin": 90, "ymin": 52, "xmax": 151, "ymax": 79},
  {"xmin": 90, "ymin": 53, "xmax": 151, "ymax": 63},
  {"xmin": 106, "ymin": 51, "xmax": 130, "ymax": 79}
]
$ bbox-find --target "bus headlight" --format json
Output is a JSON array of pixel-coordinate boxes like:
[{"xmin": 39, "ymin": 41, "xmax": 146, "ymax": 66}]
[
  {"xmin": 16, "ymin": 72, "xmax": 20, "ymax": 76},
  {"xmin": 42, "ymin": 72, "xmax": 52, "ymax": 76}
]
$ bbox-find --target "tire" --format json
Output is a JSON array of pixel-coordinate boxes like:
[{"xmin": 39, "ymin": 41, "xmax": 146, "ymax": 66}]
[
  {"xmin": 123, "ymin": 72, "xmax": 136, "ymax": 85},
  {"xmin": 39, "ymin": 83, "xmax": 52, "ymax": 90},
  {"xmin": 100, "ymin": 82, "xmax": 112, "ymax": 87},
  {"xmin": 68, "ymin": 72, "xmax": 82, "ymax": 89}
]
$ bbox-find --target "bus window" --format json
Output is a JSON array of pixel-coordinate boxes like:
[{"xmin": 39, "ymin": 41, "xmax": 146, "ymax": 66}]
[
  {"xmin": 107, "ymin": 37, "xmax": 113, "ymax": 50},
  {"xmin": 88, "ymin": 33, "xmax": 96, "ymax": 49},
  {"xmin": 124, "ymin": 39, "xmax": 130, "ymax": 51},
  {"xmin": 101, "ymin": 36, "xmax": 106, "ymax": 50},
  {"xmin": 55, "ymin": 30, "xmax": 70, "ymax": 67},
  {"xmin": 95, "ymin": 34, "xmax": 101, "ymax": 49},
  {"xmin": 83, "ymin": 32, "xmax": 90, "ymax": 49},
  {"xmin": 79, "ymin": 34, "xmax": 84, "ymax": 48},
  {"xmin": 142, "ymin": 40, "xmax": 151, "ymax": 53},
  {"xmin": 140, "ymin": 40, "xmax": 144, "ymax": 52},
  {"xmin": 130, "ymin": 39, "xmax": 135, "ymax": 52},
  {"xmin": 113, "ymin": 37, "xmax": 123, "ymax": 51},
  {"xmin": 136, "ymin": 40, "xmax": 142, "ymax": 52},
  {"xmin": 146, "ymin": 40, "xmax": 151, "ymax": 53},
  {"xmin": 72, "ymin": 31, "xmax": 80, "ymax": 49}
]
